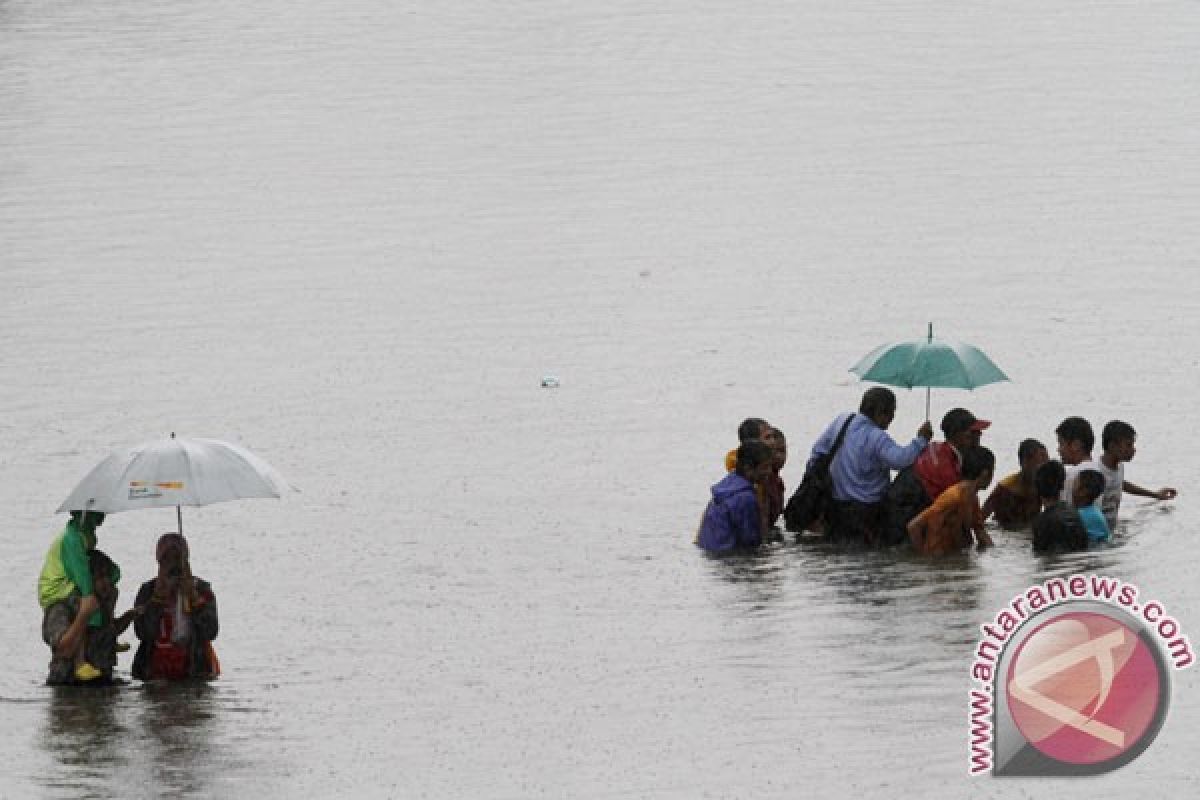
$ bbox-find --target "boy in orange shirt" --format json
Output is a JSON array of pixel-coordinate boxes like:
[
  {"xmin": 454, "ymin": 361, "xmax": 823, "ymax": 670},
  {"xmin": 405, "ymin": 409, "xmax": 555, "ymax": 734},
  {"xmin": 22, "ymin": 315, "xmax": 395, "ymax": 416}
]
[{"xmin": 907, "ymin": 446, "xmax": 995, "ymax": 556}]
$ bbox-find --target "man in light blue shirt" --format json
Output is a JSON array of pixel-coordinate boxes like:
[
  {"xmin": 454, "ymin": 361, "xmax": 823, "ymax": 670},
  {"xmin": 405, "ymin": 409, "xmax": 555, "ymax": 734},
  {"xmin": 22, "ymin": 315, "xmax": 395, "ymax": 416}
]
[{"xmin": 807, "ymin": 387, "xmax": 932, "ymax": 544}]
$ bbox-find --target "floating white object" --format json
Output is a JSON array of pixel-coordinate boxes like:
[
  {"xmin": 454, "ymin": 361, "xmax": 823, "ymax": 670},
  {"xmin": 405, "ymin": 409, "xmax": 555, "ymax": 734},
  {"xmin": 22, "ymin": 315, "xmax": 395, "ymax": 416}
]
[{"xmin": 540, "ymin": 375, "xmax": 560, "ymax": 388}]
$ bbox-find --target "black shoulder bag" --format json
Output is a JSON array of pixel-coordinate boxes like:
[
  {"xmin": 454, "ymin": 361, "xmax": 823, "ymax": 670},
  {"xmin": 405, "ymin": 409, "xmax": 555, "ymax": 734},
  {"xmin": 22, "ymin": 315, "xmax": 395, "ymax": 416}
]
[{"xmin": 783, "ymin": 414, "xmax": 855, "ymax": 532}]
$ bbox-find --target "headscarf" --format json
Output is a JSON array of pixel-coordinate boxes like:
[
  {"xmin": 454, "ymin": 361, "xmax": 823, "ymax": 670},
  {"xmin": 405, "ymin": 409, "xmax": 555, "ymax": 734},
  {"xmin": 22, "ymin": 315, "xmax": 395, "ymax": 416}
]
[{"xmin": 156, "ymin": 533, "xmax": 189, "ymax": 565}]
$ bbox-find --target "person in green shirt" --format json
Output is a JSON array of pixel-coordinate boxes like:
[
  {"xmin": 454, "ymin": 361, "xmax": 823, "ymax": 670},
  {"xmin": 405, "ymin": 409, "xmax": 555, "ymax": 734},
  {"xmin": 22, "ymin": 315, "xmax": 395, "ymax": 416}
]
[{"xmin": 38, "ymin": 510, "xmax": 112, "ymax": 683}]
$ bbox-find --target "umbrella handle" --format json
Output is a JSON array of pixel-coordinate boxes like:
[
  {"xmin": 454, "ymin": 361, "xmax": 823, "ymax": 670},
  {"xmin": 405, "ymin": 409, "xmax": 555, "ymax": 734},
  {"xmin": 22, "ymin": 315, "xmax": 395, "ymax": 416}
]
[{"xmin": 925, "ymin": 323, "xmax": 932, "ymax": 421}]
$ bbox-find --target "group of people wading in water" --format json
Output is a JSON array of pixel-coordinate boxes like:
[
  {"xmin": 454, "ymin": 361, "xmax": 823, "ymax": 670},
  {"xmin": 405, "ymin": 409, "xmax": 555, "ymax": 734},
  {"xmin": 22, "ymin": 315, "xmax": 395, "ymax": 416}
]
[
  {"xmin": 697, "ymin": 387, "xmax": 1177, "ymax": 557},
  {"xmin": 37, "ymin": 514, "xmax": 220, "ymax": 686}
]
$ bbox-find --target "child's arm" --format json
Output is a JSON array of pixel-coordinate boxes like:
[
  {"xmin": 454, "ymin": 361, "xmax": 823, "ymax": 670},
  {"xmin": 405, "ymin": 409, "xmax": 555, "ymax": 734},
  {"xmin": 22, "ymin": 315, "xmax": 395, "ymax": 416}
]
[
  {"xmin": 907, "ymin": 509, "xmax": 931, "ymax": 553},
  {"xmin": 112, "ymin": 606, "xmax": 141, "ymax": 636},
  {"xmin": 970, "ymin": 493, "xmax": 993, "ymax": 550},
  {"xmin": 980, "ymin": 487, "xmax": 997, "ymax": 522},
  {"xmin": 1122, "ymin": 480, "xmax": 1177, "ymax": 501},
  {"xmin": 981, "ymin": 480, "xmax": 1010, "ymax": 523}
]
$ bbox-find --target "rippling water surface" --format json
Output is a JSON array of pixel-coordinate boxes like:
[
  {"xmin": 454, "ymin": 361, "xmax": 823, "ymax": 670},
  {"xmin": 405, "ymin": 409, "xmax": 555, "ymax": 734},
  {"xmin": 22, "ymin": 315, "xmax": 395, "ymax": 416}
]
[{"xmin": 3, "ymin": 1, "xmax": 1200, "ymax": 797}]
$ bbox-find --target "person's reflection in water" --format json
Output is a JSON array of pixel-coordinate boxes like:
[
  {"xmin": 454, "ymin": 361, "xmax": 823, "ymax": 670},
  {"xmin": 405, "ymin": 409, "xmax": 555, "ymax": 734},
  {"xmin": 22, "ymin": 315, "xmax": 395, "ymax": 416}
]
[
  {"xmin": 134, "ymin": 681, "xmax": 220, "ymax": 797},
  {"xmin": 40, "ymin": 686, "xmax": 129, "ymax": 793},
  {"xmin": 800, "ymin": 544, "xmax": 990, "ymax": 689},
  {"xmin": 795, "ymin": 535, "xmax": 986, "ymax": 617},
  {"xmin": 705, "ymin": 548, "xmax": 787, "ymax": 611}
]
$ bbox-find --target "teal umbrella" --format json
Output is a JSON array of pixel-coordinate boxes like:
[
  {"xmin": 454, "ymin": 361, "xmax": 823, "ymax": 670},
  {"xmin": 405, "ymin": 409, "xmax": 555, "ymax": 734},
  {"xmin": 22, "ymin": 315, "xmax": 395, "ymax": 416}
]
[{"xmin": 850, "ymin": 323, "xmax": 1010, "ymax": 418}]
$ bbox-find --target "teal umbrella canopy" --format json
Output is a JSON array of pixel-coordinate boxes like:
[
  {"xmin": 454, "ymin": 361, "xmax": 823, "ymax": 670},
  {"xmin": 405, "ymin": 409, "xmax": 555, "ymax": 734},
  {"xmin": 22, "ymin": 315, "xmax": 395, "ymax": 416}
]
[{"xmin": 850, "ymin": 337, "xmax": 1009, "ymax": 390}]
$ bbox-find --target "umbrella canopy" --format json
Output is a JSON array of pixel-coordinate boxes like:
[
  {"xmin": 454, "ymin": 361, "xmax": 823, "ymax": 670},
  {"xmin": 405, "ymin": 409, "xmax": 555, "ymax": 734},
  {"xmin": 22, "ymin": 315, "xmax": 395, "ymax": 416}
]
[
  {"xmin": 57, "ymin": 435, "xmax": 292, "ymax": 515},
  {"xmin": 849, "ymin": 323, "xmax": 1009, "ymax": 416},
  {"xmin": 850, "ymin": 339, "xmax": 1009, "ymax": 389}
]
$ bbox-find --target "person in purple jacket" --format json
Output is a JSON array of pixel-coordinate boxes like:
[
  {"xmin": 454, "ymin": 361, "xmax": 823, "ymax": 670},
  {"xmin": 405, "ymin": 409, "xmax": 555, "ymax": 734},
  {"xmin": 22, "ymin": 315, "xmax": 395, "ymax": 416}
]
[{"xmin": 696, "ymin": 440, "xmax": 774, "ymax": 553}]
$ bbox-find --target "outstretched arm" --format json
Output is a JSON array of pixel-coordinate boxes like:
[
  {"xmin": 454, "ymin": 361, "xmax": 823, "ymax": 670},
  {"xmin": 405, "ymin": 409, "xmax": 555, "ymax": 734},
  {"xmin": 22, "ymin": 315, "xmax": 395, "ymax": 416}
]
[
  {"xmin": 113, "ymin": 607, "xmax": 140, "ymax": 636},
  {"xmin": 875, "ymin": 429, "xmax": 931, "ymax": 471},
  {"xmin": 1123, "ymin": 480, "xmax": 1177, "ymax": 501}
]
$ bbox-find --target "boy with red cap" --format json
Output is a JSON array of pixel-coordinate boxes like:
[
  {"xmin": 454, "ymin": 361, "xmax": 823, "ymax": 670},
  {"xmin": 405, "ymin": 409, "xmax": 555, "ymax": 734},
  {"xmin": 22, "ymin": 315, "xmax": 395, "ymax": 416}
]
[
  {"xmin": 880, "ymin": 408, "xmax": 989, "ymax": 546},
  {"xmin": 914, "ymin": 408, "xmax": 991, "ymax": 502}
]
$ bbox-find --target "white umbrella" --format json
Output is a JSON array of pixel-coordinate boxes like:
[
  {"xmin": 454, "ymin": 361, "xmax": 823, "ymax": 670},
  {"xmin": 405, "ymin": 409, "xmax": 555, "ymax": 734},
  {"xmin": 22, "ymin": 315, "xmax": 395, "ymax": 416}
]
[{"xmin": 56, "ymin": 434, "xmax": 293, "ymax": 534}]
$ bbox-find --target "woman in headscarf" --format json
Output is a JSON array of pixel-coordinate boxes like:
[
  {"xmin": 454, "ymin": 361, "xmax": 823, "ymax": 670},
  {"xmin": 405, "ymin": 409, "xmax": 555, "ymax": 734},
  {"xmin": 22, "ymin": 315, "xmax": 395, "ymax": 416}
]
[{"xmin": 132, "ymin": 533, "xmax": 220, "ymax": 681}]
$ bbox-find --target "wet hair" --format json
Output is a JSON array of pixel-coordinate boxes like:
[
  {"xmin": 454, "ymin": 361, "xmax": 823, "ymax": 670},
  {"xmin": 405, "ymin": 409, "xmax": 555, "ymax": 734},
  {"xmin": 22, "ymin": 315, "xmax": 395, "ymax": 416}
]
[
  {"xmin": 960, "ymin": 445, "xmax": 995, "ymax": 481},
  {"xmin": 1076, "ymin": 469, "xmax": 1105, "ymax": 504},
  {"xmin": 1102, "ymin": 420, "xmax": 1136, "ymax": 451},
  {"xmin": 1017, "ymin": 438, "xmax": 1046, "ymax": 463},
  {"xmin": 859, "ymin": 387, "xmax": 897, "ymax": 419},
  {"xmin": 88, "ymin": 549, "xmax": 116, "ymax": 579},
  {"xmin": 941, "ymin": 408, "xmax": 977, "ymax": 438},
  {"xmin": 734, "ymin": 440, "xmax": 773, "ymax": 476},
  {"xmin": 737, "ymin": 418, "xmax": 768, "ymax": 443},
  {"xmin": 156, "ymin": 533, "xmax": 189, "ymax": 564},
  {"xmin": 1035, "ymin": 460, "xmax": 1067, "ymax": 499},
  {"xmin": 1055, "ymin": 417, "xmax": 1094, "ymax": 453}
]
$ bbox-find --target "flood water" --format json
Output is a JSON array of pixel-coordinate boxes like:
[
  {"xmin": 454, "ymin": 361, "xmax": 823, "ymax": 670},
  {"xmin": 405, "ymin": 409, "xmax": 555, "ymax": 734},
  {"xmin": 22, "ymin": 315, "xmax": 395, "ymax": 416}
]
[{"xmin": 3, "ymin": 1, "xmax": 1200, "ymax": 797}]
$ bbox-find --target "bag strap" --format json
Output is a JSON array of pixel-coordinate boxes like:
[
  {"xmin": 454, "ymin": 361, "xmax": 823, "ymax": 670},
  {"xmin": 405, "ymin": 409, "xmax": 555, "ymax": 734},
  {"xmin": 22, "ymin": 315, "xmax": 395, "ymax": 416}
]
[{"xmin": 828, "ymin": 413, "xmax": 856, "ymax": 460}]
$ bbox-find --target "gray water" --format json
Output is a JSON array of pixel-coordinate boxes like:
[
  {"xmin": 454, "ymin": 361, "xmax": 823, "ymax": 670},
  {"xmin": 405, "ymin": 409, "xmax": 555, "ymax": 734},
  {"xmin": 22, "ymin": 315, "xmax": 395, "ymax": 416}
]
[{"xmin": 3, "ymin": 1, "xmax": 1200, "ymax": 797}]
